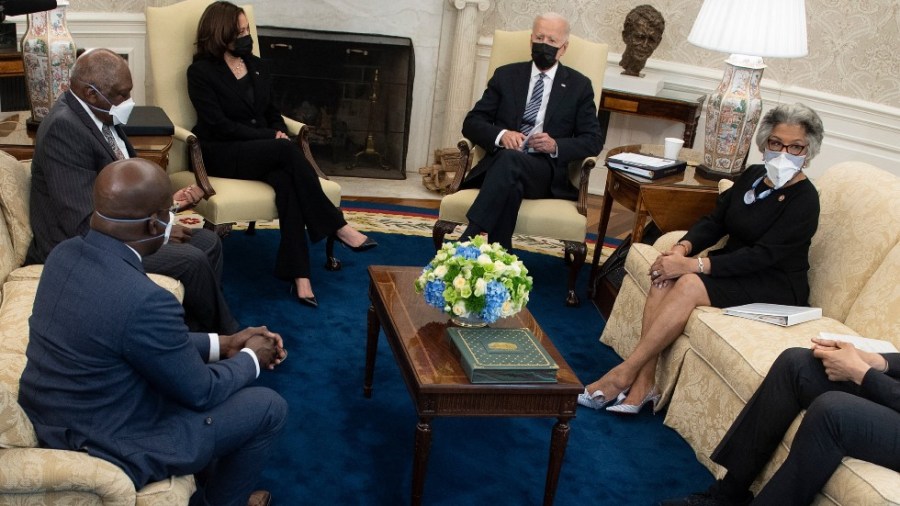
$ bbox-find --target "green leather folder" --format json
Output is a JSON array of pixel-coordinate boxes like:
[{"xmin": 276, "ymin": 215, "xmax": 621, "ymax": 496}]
[{"xmin": 447, "ymin": 327, "xmax": 559, "ymax": 384}]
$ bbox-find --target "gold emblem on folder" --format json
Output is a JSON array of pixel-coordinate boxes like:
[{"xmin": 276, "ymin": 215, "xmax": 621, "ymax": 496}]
[{"xmin": 487, "ymin": 341, "xmax": 519, "ymax": 351}]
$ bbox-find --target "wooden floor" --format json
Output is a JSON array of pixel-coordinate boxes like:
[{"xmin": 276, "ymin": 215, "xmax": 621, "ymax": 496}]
[{"xmin": 344, "ymin": 193, "xmax": 635, "ymax": 240}]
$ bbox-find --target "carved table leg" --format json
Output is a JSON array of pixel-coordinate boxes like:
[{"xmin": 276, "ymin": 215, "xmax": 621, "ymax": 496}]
[
  {"xmin": 364, "ymin": 302, "xmax": 380, "ymax": 398},
  {"xmin": 411, "ymin": 417, "xmax": 433, "ymax": 506},
  {"xmin": 543, "ymin": 418, "xmax": 571, "ymax": 506}
]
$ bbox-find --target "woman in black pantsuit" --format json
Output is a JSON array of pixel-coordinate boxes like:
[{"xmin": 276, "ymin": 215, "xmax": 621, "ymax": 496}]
[
  {"xmin": 662, "ymin": 341, "xmax": 900, "ymax": 506},
  {"xmin": 187, "ymin": 1, "xmax": 376, "ymax": 307}
]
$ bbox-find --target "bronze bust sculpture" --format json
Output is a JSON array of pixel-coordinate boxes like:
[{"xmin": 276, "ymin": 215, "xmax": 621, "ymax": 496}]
[{"xmin": 620, "ymin": 5, "xmax": 665, "ymax": 77}]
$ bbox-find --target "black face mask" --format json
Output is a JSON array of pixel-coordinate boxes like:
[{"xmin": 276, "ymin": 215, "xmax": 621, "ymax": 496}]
[
  {"xmin": 531, "ymin": 42, "xmax": 559, "ymax": 70},
  {"xmin": 230, "ymin": 34, "xmax": 253, "ymax": 57}
]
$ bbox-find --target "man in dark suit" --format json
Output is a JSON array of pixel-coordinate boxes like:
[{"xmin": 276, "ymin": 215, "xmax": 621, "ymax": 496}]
[
  {"xmin": 27, "ymin": 48, "xmax": 240, "ymax": 334},
  {"xmin": 19, "ymin": 158, "xmax": 288, "ymax": 506},
  {"xmin": 460, "ymin": 12, "xmax": 602, "ymax": 249}
]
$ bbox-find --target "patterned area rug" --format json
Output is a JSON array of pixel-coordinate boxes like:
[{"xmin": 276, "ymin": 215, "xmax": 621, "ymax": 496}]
[{"xmin": 176, "ymin": 200, "xmax": 617, "ymax": 262}]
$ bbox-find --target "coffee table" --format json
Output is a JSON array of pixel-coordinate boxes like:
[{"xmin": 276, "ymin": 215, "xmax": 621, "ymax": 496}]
[{"xmin": 364, "ymin": 266, "xmax": 583, "ymax": 506}]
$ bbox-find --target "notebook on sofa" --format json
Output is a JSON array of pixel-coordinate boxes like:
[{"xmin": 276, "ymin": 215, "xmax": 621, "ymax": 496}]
[{"xmin": 723, "ymin": 303, "xmax": 822, "ymax": 327}]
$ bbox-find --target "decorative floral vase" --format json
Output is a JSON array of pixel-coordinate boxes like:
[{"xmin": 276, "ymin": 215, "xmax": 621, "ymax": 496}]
[
  {"xmin": 450, "ymin": 314, "xmax": 488, "ymax": 328},
  {"xmin": 21, "ymin": 0, "xmax": 76, "ymax": 130},
  {"xmin": 699, "ymin": 55, "xmax": 764, "ymax": 180}
]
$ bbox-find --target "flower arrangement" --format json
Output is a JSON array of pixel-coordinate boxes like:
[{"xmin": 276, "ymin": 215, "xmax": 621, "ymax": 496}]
[{"xmin": 414, "ymin": 236, "xmax": 533, "ymax": 323}]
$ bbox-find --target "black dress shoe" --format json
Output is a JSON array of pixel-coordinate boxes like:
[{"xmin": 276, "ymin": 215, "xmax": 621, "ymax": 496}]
[
  {"xmin": 296, "ymin": 295, "xmax": 318, "ymax": 308},
  {"xmin": 289, "ymin": 285, "xmax": 318, "ymax": 308},
  {"xmin": 336, "ymin": 236, "xmax": 378, "ymax": 252}
]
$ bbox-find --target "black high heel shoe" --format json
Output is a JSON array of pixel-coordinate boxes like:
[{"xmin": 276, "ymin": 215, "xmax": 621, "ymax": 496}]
[
  {"xmin": 335, "ymin": 235, "xmax": 378, "ymax": 252},
  {"xmin": 289, "ymin": 284, "xmax": 318, "ymax": 308}
]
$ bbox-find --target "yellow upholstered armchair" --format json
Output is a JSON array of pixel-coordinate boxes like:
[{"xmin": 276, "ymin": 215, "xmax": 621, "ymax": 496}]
[
  {"xmin": 432, "ymin": 30, "xmax": 608, "ymax": 306},
  {"xmin": 146, "ymin": 0, "xmax": 343, "ymax": 270}
]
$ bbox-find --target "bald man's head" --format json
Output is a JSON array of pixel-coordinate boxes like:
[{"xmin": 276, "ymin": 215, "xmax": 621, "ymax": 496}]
[
  {"xmin": 90, "ymin": 159, "xmax": 173, "ymax": 254},
  {"xmin": 93, "ymin": 158, "xmax": 171, "ymax": 219},
  {"xmin": 70, "ymin": 49, "xmax": 133, "ymax": 125}
]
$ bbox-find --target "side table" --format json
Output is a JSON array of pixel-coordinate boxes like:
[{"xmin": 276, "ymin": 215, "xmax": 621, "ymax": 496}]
[
  {"xmin": 0, "ymin": 111, "xmax": 174, "ymax": 170},
  {"xmin": 589, "ymin": 144, "xmax": 720, "ymax": 317},
  {"xmin": 598, "ymin": 87, "xmax": 706, "ymax": 148}
]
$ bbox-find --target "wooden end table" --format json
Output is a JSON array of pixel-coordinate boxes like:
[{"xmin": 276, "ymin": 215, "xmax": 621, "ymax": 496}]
[
  {"xmin": 0, "ymin": 111, "xmax": 174, "ymax": 170},
  {"xmin": 598, "ymin": 87, "xmax": 706, "ymax": 148},
  {"xmin": 364, "ymin": 266, "xmax": 583, "ymax": 506},
  {"xmin": 588, "ymin": 144, "xmax": 720, "ymax": 316}
]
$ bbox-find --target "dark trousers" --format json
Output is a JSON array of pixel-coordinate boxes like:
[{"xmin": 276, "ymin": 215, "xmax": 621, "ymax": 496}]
[
  {"xmin": 203, "ymin": 138, "xmax": 346, "ymax": 279},
  {"xmin": 184, "ymin": 387, "xmax": 288, "ymax": 506},
  {"xmin": 712, "ymin": 348, "xmax": 900, "ymax": 505},
  {"xmin": 461, "ymin": 149, "xmax": 553, "ymax": 249},
  {"xmin": 143, "ymin": 228, "xmax": 239, "ymax": 334}
]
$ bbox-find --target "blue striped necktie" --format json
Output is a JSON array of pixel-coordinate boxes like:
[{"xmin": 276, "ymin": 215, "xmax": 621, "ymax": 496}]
[{"xmin": 520, "ymin": 72, "xmax": 546, "ymax": 136}]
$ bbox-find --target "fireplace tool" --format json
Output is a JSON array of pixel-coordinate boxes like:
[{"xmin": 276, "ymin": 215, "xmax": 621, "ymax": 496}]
[{"xmin": 348, "ymin": 68, "xmax": 390, "ymax": 170}]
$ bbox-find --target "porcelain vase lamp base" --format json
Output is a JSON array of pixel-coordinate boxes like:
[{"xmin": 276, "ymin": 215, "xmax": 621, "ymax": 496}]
[{"xmin": 697, "ymin": 55, "xmax": 765, "ymax": 180}]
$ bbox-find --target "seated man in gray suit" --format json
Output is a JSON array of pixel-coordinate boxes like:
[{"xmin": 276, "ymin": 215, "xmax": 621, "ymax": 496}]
[
  {"xmin": 27, "ymin": 48, "xmax": 239, "ymax": 334},
  {"xmin": 19, "ymin": 158, "xmax": 288, "ymax": 506},
  {"xmin": 459, "ymin": 12, "xmax": 602, "ymax": 250}
]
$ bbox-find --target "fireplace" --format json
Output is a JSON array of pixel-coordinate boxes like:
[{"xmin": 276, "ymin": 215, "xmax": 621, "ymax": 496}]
[{"xmin": 257, "ymin": 27, "xmax": 414, "ymax": 179}]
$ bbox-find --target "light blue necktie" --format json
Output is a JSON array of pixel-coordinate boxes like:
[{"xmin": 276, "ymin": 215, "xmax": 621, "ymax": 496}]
[{"xmin": 520, "ymin": 73, "xmax": 546, "ymax": 136}]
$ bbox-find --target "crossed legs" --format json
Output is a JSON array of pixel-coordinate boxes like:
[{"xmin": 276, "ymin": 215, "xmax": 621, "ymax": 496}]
[{"xmin": 585, "ymin": 272, "xmax": 710, "ymax": 406}]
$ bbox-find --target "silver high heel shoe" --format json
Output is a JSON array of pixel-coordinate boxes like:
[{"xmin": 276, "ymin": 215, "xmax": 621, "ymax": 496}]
[
  {"xmin": 577, "ymin": 387, "xmax": 629, "ymax": 410},
  {"xmin": 605, "ymin": 386, "xmax": 660, "ymax": 415}
]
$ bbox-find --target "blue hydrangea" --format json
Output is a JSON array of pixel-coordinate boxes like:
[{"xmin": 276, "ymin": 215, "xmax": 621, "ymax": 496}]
[
  {"xmin": 423, "ymin": 280, "xmax": 446, "ymax": 309},
  {"xmin": 455, "ymin": 245, "xmax": 481, "ymax": 261},
  {"xmin": 480, "ymin": 280, "xmax": 509, "ymax": 322}
]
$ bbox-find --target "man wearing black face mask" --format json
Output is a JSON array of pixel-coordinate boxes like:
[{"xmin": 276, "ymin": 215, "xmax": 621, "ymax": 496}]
[
  {"xmin": 27, "ymin": 48, "xmax": 241, "ymax": 335},
  {"xmin": 459, "ymin": 12, "xmax": 602, "ymax": 250}
]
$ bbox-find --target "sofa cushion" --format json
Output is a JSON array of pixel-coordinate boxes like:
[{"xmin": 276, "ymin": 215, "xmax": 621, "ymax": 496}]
[
  {"xmin": 439, "ymin": 189, "xmax": 587, "ymax": 243},
  {"xmin": 808, "ymin": 162, "xmax": 900, "ymax": 322},
  {"xmin": 843, "ymin": 241, "xmax": 900, "ymax": 346},
  {"xmin": 0, "ymin": 280, "xmax": 35, "ymax": 356},
  {"xmin": 0, "ymin": 152, "xmax": 32, "ymax": 283},
  {"xmin": 690, "ymin": 312, "xmax": 859, "ymax": 402},
  {"xmin": 0, "ymin": 378, "xmax": 37, "ymax": 448}
]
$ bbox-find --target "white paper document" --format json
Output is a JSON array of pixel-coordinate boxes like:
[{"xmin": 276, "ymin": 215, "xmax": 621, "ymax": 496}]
[
  {"xmin": 723, "ymin": 303, "xmax": 822, "ymax": 327},
  {"xmin": 818, "ymin": 332, "xmax": 899, "ymax": 353},
  {"xmin": 523, "ymin": 121, "xmax": 543, "ymax": 153}
]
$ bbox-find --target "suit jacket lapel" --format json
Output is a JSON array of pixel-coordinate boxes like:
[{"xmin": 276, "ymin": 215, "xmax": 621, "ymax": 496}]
[
  {"xmin": 64, "ymin": 92, "xmax": 120, "ymax": 161},
  {"xmin": 216, "ymin": 58, "xmax": 255, "ymax": 111},
  {"xmin": 543, "ymin": 64, "xmax": 569, "ymax": 128},
  {"xmin": 113, "ymin": 125, "xmax": 137, "ymax": 158}
]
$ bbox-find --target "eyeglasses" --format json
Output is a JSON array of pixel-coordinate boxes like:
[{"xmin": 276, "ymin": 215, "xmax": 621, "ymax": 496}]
[{"xmin": 767, "ymin": 139, "xmax": 807, "ymax": 156}]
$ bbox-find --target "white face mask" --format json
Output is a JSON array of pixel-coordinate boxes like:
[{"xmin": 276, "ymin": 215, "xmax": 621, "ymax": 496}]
[
  {"xmin": 96, "ymin": 211, "xmax": 174, "ymax": 245},
  {"xmin": 85, "ymin": 83, "xmax": 135, "ymax": 125},
  {"xmin": 763, "ymin": 150, "xmax": 805, "ymax": 189}
]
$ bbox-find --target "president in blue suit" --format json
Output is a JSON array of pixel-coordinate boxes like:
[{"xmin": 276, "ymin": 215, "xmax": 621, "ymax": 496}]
[
  {"xmin": 19, "ymin": 158, "xmax": 287, "ymax": 506},
  {"xmin": 459, "ymin": 12, "xmax": 602, "ymax": 249}
]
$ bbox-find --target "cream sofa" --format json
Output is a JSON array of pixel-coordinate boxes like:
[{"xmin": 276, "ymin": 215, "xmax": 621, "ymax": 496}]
[
  {"xmin": 600, "ymin": 161, "xmax": 900, "ymax": 505},
  {"xmin": 0, "ymin": 151, "xmax": 195, "ymax": 504}
]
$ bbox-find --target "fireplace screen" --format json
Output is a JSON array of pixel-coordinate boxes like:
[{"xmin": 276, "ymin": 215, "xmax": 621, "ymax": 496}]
[{"xmin": 258, "ymin": 27, "xmax": 413, "ymax": 179}]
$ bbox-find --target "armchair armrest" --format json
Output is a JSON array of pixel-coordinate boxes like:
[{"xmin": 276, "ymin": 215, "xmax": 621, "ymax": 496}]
[
  {"xmin": 185, "ymin": 135, "xmax": 217, "ymax": 199},
  {"xmin": 0, "ymin": 447, "xmax": 137, "ymax": 505},
  {"xmin": 283, "ymin": 116, "xmax": 329, "ymax": 180},
  {"xmin": 574, "ymin": 156, "xmax": 597, "ymax": 216},
  {"xmin": 445, "ymin": 139, "xmax": 474, "ymax": 194}
]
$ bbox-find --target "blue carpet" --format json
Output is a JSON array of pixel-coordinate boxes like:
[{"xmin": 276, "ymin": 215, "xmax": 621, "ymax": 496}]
[{"xmin": 221, "ymin": 226, "xmax": 712, "ymax": 505}]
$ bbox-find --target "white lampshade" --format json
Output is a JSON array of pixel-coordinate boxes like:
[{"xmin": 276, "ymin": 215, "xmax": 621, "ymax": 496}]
[{"xmin": 688, "ymin": 0, "xmax": 808, "ymax": 58}]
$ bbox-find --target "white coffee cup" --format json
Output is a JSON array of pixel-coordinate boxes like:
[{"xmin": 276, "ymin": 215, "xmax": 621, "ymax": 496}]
[{"xmin": 664, "ymin": 137, "xmax": 684, "ymax": 160}]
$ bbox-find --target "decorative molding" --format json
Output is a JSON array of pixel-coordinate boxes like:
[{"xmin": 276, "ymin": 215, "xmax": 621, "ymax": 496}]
[{"xmin": 450, "ymin": 0, "xmax": 490, "ymax": 11}]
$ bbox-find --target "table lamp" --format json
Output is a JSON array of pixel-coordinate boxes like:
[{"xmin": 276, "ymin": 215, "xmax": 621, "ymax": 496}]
[{"xmin": 688, "ymin": 0, "xmax": 807, "ymax": 179}]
